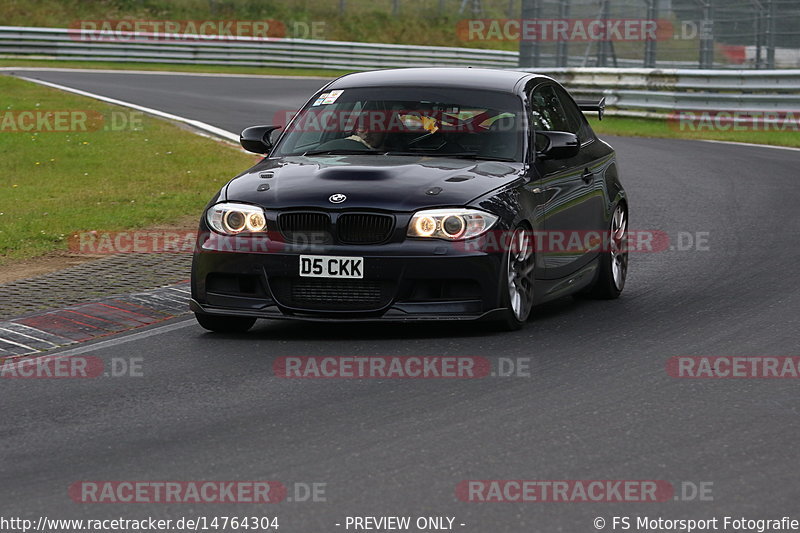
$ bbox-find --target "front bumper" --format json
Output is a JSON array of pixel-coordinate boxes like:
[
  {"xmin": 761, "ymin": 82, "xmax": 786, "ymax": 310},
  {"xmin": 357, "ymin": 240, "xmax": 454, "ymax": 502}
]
[
  {"xmin": 189, "ymin": 299, "xmax": 506, "ymax": 323},
  {"xmin": 190, "ymin": 236, "xmax": 508, "ymax": 322}
]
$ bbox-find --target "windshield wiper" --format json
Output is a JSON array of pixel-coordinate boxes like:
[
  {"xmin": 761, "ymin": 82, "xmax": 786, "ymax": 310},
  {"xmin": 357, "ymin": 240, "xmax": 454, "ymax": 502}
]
[
  {"xmin": 385, "ymin": 151, "xmax": 517, "ymax": 162},
  {"xmin": 301, "ymin": 149, "xmax": 382, "ymax": 156},
  {"xmin": 446, "ymin": 153, "xmax": 518, "ymax": 162}
]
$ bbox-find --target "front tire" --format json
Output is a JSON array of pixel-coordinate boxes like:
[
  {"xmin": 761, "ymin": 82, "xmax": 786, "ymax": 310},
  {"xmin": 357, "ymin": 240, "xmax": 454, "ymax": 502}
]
[
  {"xmin": 493, "ymin": 226, "xmax": 535, "ymax": 331},
  {"xmin": 195, "ymin": 312, "xmax": 256, "ymax": 333}
]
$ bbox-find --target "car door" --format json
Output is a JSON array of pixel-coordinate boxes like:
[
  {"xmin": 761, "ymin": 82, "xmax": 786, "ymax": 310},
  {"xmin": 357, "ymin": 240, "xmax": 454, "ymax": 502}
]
[{"xmin": 529, "ymin": 82, "xmax": 606, "ymax": 280}]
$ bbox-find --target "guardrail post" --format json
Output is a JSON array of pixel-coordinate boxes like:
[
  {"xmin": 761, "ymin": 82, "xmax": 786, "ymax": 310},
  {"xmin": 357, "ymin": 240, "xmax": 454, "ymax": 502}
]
[
  {"xmin": 518, "ymin": 0, "xmax": 541, "ymax": 68},
  {"xmin": 698, "ymin": 0, "xmax": 714, "ymax": 69},
  {"xmin": 766, "ymin": 0, "xmax": 776, "ymax": 69},
  {"xmin": 752, "ymin": 0, "xmax": 764, "ymax": 69},
  {"xmin": 556, "ymin": 0, "xmax": 570, "ymax": 67},
  {"xmin": 597, "ymin": 0, "xmax": 611, "ymax": 67},
  {"xmin": 643, "ymin": 0, "xmax": 658, "ymax": 68}
]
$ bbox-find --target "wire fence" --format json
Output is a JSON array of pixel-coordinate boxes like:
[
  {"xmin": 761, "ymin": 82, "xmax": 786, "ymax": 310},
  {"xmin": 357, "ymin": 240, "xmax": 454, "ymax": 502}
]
[
  {"xmin": 514, "ymin": 0, "xmax": 800, "ymax": 69},
  {"xmin": 266, "ymin": 0, "xmax": 800, "ymax": 68},
  {"xmin": 5, "ymin": 0, "xmax": 800, "ymax": 69}
]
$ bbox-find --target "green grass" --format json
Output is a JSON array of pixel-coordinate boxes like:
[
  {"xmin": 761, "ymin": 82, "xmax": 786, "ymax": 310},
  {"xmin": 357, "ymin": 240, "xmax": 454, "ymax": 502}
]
[
  {"xmin": 589, "ymin": 115, "xmax": 800, "ymax": 149},
  {"xmin": 0, "ymin": 0, "xmax": 517, "ymax": 49},
  {"xmin": 0, "ymin": 75, "xmax": 257, "ymax": 263},
  {"xmin": 0, "ymin": 0, "xmax": 717, "ymax": 57},
  {"xmin": 0, "ymin": 58, "xmax": 351, "ymax": 78}
]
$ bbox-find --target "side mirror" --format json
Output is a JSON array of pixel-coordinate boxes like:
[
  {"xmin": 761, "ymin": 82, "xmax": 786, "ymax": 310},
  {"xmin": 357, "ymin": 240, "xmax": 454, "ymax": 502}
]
[
  {"xmin": 536, "ymin": 131, "xmax": 580, "ymax": 160},
  {"xmin": 240, "ymin": 125, "xmax": 281, "ymax": 154}
]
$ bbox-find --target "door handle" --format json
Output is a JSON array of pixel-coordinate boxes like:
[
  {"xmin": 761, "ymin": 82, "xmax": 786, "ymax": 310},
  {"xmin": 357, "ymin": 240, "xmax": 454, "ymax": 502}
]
[{"xmin": 582, "ymin": 168, "xmax": 595, "ymax": 183}]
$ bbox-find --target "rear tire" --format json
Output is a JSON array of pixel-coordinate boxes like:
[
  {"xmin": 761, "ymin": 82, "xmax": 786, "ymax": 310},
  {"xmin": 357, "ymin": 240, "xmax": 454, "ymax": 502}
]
[
  {"xmin": 587, "ymin": 204, "xmax": 628, "ymax": 300},
  {"xmin": 195, "ymin": 312, "xmax": 256, "ymax": 333}
]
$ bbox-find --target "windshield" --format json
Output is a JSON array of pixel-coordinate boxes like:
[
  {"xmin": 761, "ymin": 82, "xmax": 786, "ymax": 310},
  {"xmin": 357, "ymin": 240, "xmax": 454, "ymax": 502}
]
[{"xmin": 271, "ymin": 87, "xmax": 526, "ymax": 162}]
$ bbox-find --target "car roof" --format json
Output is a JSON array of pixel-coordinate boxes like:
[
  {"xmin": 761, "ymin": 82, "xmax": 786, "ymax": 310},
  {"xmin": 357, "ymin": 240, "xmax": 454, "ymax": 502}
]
[{"xmin": 326, "ymin": 68, "xmax": 548, "ymax": 94}]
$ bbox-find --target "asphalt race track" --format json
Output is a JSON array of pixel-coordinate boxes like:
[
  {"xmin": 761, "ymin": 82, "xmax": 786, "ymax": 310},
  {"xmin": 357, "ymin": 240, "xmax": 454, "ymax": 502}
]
[{"xmin": 3, "ymin": 69, "xmax": 800, "ymax": 530}]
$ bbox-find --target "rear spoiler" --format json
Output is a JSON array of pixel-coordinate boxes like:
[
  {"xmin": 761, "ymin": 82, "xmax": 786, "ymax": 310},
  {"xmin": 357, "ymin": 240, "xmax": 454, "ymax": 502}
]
[{"xmin": 577, "ymin": 97, "xmax": 606, "ymax": 121}]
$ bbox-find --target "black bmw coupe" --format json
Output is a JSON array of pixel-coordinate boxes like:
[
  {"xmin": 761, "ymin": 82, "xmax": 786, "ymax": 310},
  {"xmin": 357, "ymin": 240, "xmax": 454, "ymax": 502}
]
[{"xmin": 190, "ymin": 68, "xmax": 628, "ymax": 332}]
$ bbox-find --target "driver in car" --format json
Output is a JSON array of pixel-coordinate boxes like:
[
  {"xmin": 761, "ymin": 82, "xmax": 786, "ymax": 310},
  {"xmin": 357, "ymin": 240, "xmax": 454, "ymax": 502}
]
[
  {"xmin": 347, "ymin": 122, "xmax": 386, "ymax": 150},
  {"xmin": 315, "ymin": 115, "xmax": 388, "ymax": 152}
]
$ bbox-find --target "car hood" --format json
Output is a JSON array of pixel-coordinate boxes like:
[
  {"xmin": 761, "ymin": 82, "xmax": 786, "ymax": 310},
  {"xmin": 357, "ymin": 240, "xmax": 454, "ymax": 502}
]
[{"xmin": 224, "ymin": 154, "xmax": 525, "ymax": 211}]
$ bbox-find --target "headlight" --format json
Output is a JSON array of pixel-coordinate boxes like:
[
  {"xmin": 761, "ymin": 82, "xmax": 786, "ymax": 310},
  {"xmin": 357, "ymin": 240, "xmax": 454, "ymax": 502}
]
[
  {"xmin": 206, "ymin": 203, "xmax": 267, "ymax": 235},
  {"xmin": 407, "ymin": 208, "xmax": 498, "ymax": 241}
]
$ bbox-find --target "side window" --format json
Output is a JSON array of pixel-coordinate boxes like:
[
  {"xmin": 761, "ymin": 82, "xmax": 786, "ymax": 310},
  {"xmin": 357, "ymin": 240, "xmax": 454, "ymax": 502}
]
[
  {"xmin": 529, "ymin": 84, "xmax": 573, "ymax": 152},
  {"xmin": 529, "ymin": 84, "xmax": 572, "ymax": 133},
  {"xmin": 553, "ymin": 85, "xmax": 592, "ymax": 144}
]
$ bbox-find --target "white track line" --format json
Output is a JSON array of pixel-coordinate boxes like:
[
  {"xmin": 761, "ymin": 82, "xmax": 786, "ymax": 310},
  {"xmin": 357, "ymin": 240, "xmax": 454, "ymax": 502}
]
[
  {"xmin": 0, "ymin": 66, "xmax": 331, "ymax": 80},
  {"xmin": 700, "ymin": 139, "xmax": 800, "ymax": 152},
  {"xmin": 16, "ymin": 76, "xmax": 240, "ymax": 143},
  {"xmin": 10, "ymin": 70, "xmax": 796, "ymax": 154},
  {"xmin": 3, "ymin": 323, "xmax": 76, "ymax": 344},
  {"xmin": 0, "ymin": 327, "xmax": 59, "ymax": 348},
  {"xmin": 0, "ymin": 337, "xmax": 37, "ymax": 353},
  {"xmin": 0, "ymin": 319, "xmax": 195, "ymax": 372},
  {"xmin": 41, "ymin": 319, "xmax": 195, "ymax": 358}
]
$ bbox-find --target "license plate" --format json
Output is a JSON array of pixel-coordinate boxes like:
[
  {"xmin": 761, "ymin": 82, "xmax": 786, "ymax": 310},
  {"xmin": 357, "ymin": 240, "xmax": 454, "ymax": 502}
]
[{"xmin": 299, "ymin": 255, "xmax": 364, "ymax": 279}]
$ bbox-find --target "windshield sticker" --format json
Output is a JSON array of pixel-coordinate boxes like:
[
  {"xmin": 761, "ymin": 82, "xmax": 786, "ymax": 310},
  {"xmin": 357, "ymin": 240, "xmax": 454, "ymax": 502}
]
[
  {"xmin": 311, "ymin": 93, "xmax": 329, "ymax": 106},
  {"xmin": 320, "ymin": 90, "xmax": 344, "ymax": 104}
]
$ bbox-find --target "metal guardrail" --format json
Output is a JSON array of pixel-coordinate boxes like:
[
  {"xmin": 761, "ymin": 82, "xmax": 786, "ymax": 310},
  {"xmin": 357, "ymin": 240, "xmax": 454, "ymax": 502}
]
[
  {"xmin": 2, "ymin": 26, "xmax": 799, "ymax": 115},
  {"xmin": 0, "ymin": 25, "xmax": 719, "ymax": 71},
  {"xmin": 531, "ymin": 68, "xmax": 800, "ymax": 115},
  {"xmin": 0, "ymin": 26, "xmax": 518, "ymax": 70}
]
